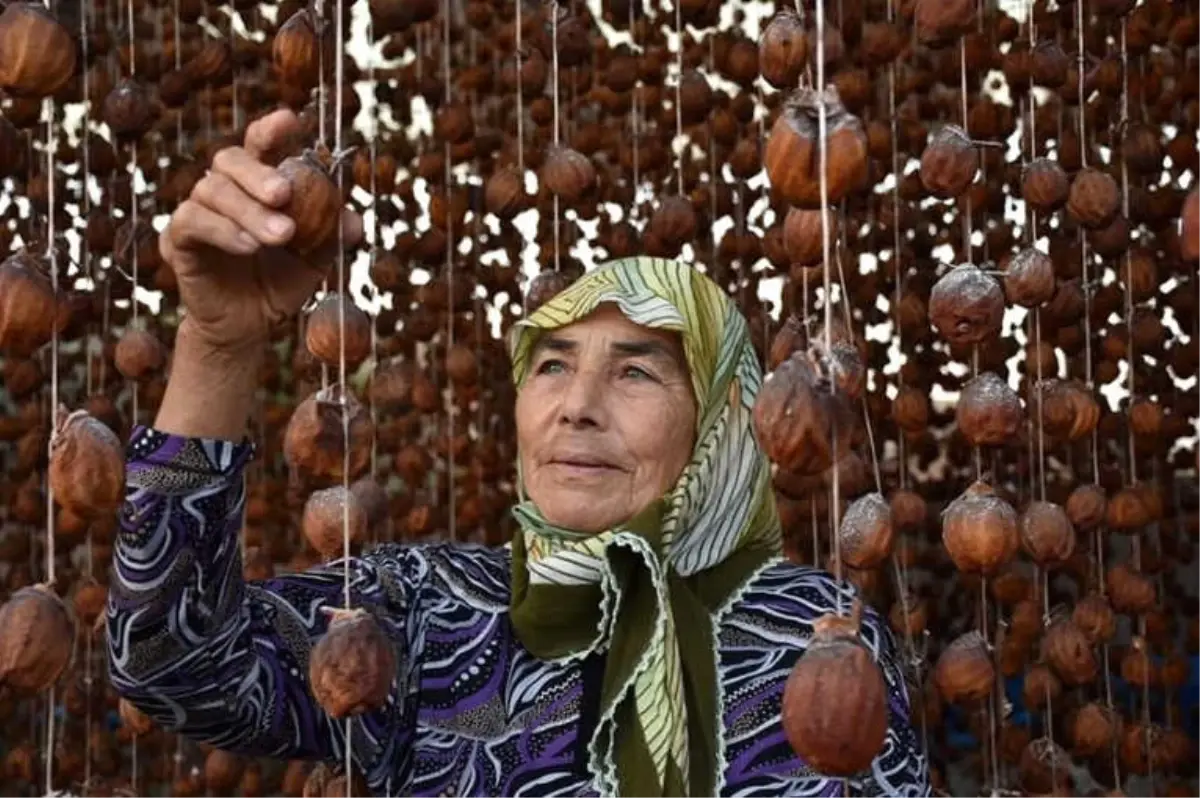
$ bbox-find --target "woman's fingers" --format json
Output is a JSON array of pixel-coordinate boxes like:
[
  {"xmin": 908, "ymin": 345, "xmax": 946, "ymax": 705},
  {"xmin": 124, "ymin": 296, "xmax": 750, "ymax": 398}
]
[
  {"xmin": 162, "ymin": 200, "xmax": 259, "ymax": 261},
  {"xmin": 243, "ymin": 108, "xmax": 302, "ymax": 160},
  {"xmin": 191, "ymin": 172, "xmax": 295, "ymax": 247},
  {"xmin": 211, "ymin": 146, "xmax": 291, "ymax": 208}
]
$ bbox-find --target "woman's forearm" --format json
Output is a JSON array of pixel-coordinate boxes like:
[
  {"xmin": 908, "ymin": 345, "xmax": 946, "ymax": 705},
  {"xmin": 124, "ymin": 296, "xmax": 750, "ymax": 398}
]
[{"xmin": 154, "ymin": 321, "xmax": 264, "ymax": 441}]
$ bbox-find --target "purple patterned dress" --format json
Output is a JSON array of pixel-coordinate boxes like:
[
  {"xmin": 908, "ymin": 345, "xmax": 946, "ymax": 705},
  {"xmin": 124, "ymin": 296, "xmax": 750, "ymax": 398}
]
[{"xmin": 106, "ymin": 427, "xmax": 930, "ymax": 797}]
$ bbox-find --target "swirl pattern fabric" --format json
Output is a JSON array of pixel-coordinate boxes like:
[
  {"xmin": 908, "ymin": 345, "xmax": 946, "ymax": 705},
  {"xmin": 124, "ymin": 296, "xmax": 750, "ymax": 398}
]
[
  {"xmin": 508, "ymin": 257, "xmax": 782, "ymax": 795},
  {"xmin": 108, "ymin": 427, "xmax": 929, "ymax": 796}
]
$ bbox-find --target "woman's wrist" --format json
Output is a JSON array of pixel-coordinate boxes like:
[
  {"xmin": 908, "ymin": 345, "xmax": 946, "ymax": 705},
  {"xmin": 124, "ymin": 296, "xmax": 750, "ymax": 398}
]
[{"xmin": 153, "ymin": 321, "xmax": 266, "ymax": 441}]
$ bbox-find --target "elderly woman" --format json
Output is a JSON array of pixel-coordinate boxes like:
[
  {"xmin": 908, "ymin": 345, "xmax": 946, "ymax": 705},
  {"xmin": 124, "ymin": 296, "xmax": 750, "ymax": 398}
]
[{"xmin": 108, "ymin": 109, "xmax": 929, "ymax": 797}]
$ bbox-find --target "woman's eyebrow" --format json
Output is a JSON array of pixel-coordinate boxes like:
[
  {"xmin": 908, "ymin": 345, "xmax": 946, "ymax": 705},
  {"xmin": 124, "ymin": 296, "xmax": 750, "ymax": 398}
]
[{"xmin": 611, "ymin": 339, "xmax": 685, "ymax": 370}]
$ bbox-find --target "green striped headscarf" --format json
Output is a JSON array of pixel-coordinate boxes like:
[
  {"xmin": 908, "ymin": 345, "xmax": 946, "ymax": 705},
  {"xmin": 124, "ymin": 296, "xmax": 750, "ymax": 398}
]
[{"xmin": 507, "ymin": 257, "xmax": 783, "ymax": 796}]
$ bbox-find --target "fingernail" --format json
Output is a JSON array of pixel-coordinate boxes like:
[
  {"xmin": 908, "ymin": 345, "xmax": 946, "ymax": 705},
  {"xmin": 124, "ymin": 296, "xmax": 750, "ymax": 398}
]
[
  {"xmin": 265, "ymin": 215, "xmax": 293, "ymax": 238},
  {"xmin": 235, "ymin": 231, "xmax": 258, "ymax": 252}
]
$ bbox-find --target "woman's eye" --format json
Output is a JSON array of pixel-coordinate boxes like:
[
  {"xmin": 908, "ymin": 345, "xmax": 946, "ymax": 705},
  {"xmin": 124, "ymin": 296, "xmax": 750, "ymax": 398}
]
[
  {"xmin": 622, "ymin": 365, "xmax": 655, "ymax": 381},
  {"xmin": 536, "ymin": 359, "xmax": 566, "ymax": 375}
]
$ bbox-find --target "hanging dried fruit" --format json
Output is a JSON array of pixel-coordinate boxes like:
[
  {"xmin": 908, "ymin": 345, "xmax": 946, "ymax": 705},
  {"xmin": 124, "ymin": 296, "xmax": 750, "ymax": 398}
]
[
  {"xmin": 283, "ymin": 385, "xmax": 373, "ymax": 487},
  {"xmin": 277, "ymin": 148, "xmax": 344, "ymax": 256},
  {"xmin": 1002, "ymin": 248, "xmax": 1055, "ymax": 308},
  {"xmin": 1042, "ymin": 616, "xmax": 1098, "ymax": 686},
  {"xmin": 305, "ymin": 293, "xmax": 372, "ymax": 368},
  {"xmin": 753, "ymin": 352, "xmax": 845, "ymax": 477},
  {"xmin": 0, "ymin": 583, "xmax": 75, "ymax": 694},
  {"xmin": 765, "ymin": 86, "xmax": 868, "ymax": 209},
  {"xmin": 308, "ymin": 607, "xmax": 396, "ymax": 718},
  {"xmin": 0, "ymin": 2, "xmax": 76, "ymax": 97},
  {"xmin": 302, "ymin": 486, "xmax": 367, "ymax": 560},
  {"xmin": 47, "ymin": 407, "xmax": 125, "ymax": 520},
  {"xmin": 928, "ymin": 264, "xmax": 1006, "ymax": 346},
  {"xmin": 781, "ymin": 601, "xmax": 887, "ymax": 776},
  {"xmin": 540, "ymin": 145, "xmax": 596, "ymax": 205},
  {"xmin": 114, "ymin": 328, "xmax": 168, "ymax": 381},
  {"xmin": 919, "ymin": 126, "xmax": 978, "ymax": 199},
  {"xmin": 758, "ymin": 10, "xmax": 807, "ymax": 90},
  {"xmin": 934, "ymin": 630, "xmax": 994, "ymax": 703},
  {"xmin": 1019, "ymin": 501, "xmax": 1076, "ymax": 567},
  {"xmin": 955, "ymin": 372, "xmax": 1022, "ymax": 447},
  {"xmin": 1021, "ymin": 158, "xmax": 1070, "ymax": 213},
  {"xmin": 0, "ymin": 252, "xmax": 61, "ymax": 357},
  {"xmin": 941, "ymin": 480, "xmax": 1019, "ymax": 575},
  {"xmin": 837, "ymin": 492, "xmax": 894, "ymax": 569},
  {"xmin": 1066, "ymin": 167, "xmax": 1120, "ymax": 230}
]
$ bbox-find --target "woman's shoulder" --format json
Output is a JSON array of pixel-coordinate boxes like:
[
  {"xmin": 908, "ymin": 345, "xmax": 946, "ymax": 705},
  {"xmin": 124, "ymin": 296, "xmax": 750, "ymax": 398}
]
[
  {"xmin": 729, "ymin": 557, "xmax": 892, "ymax": 654},
  {"xmin": 362, "ymin": 539, "xmax": 513, "ymax": 610}
]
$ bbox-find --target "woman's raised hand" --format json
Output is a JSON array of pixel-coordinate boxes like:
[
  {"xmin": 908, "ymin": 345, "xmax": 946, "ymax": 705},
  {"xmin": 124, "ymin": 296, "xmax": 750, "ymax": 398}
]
[{"xmin": 159, "ymin": 107, "xmax": 363, "ymax": 353}]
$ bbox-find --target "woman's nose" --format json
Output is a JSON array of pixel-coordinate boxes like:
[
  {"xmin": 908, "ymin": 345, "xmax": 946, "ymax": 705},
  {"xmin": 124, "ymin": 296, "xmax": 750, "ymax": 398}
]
[{"xmin": 557, "ymin": 367, "xmax": 606, "ymax": 428}]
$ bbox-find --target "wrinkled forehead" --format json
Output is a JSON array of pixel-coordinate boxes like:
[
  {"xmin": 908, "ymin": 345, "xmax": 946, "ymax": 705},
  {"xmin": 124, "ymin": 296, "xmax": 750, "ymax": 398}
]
[{"xmin": 526, "ymin": 304, "xmax": 689, "ymax": 367}]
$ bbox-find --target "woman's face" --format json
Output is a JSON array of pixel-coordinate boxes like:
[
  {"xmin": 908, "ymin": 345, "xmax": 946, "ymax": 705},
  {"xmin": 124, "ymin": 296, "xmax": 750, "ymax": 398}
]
[{"xmin": 516, "ymin": 305, "xmax": 697, "ymax": 533}]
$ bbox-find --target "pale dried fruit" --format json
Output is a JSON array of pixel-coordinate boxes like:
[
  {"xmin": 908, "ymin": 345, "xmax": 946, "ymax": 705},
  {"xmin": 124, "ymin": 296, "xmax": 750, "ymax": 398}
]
[
  {"xmin": 955, "ymin": 372, "xmax": 1022, "ymax": 447},
  {"xmin": 302, "ymin": 486, "xmax": 367, "ymax": 560},
  {"xmin": 837, "ymin": 492, "xmax": 894, "ymax": 569},
  {"xmin": 0, "ymin": 583, "xmax": 75, "ymax": 694},
  {"xmin": 308, "ymin": 607, "xmax": 396, "ymax": 718},
  {"xmin": 781, "ymin": 601, "xmax": 887, "ymax": 776},
  {"xmin": 1002, "ymin": 248, "xmax": 1055, "ymax": 308},
  {"xmin": 114, "ymin": 328, "xmax": 168, "ymax": 381},
  {"xmin": 48, "ymin": 407, "xmax": 125, "ymax": 520}
]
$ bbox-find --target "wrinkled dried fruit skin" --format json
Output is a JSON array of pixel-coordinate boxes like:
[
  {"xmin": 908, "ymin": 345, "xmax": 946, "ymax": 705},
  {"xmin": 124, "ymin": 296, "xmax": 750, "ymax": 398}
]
[
  {"xmin": 1019, "ymin": 737, "xmax": 1072, "ymax": 795},
  {"xmin": 928, "ymin": 264, "xmax": 1005, "ymax": 346},
  {"xmin": 540, "ymin": 146, "xmax": 596, "ymax": 204},
  {"xmin": 0, "ymin": 3, "xmax": 76, "ymax": 98},
  {"xmin": 758, "ymin": 10, "xmax": 807, "ymax": 90},
  {"xmin": 1042, "ymin": 619, "xmax": 1098, "ymax": 686},
  {"xmin": 308, "ymin": 609, "xmax": 396, "ymax": 718},
  {"xmin": 1021, "ymin": 158, "xmax": 1070, "ymax": 213},
  {"xmin": 284, "ymin": 387, "xmax": 373, "ymax": 488},
  {"xmin": 781, "ymin": 607, "xmax": 887, "ymax": 776},
  {"xmin": 114, "ymin": 329, "xmax": 168, "ymax": 381},
  {"xmin": 955, "ymin": 372, "xmax": 1022, "ymax": 446},
  {"xmin": 484, "ymin": 166, "xmax": 526, "ymax": 219},
  {"xmin": 1067, "ymin": 168, "xmax": 1120, "ymax": 230},
  {"xmin": 1070, "ymin": 480, "xmax": 1104, "ymax": 528},
  {"xmin": 1002, "ymin": 248, "xmax": 1055, "ymax": 308},
  {"xmin": 305, "ymin": 294, "xmax": 372, "ymax": 368},
  {"xmin": 0, "ymin": 584, "xmax": 75, "ymax": 693},
  {"xmin": 935, "ymin": 630, "xmax": 994, "ymax": 703},
  {"xmin": 273, "ymin": 9, "xmax": 330, "ymax": 91},
  {"xmin": 919, "ymin": 126, "xmax": 978, "ymax": 199},
  {"xmin": 48, "ymin": 408, "xmax": 125, "ymax": 519},
  {"xmin": 838, "ymin": 492, "xmax": 894, "ymax": 569},
  {"xmin": 1070, "ymin": 702, "xmax": 1120, "ymax": 757},
  {"xmin": 302, "ymin": 486, "xmax": 367, "ymax": 559},
  {"xmin": 913, "ymin": 0, "xmax": 974, "ymax": 46},
  {"xmin": 1019, "ymin": 501, "xmax": 1076, "ymax": 567},
  {"xmin": 278, "ymin": 151, "xmax": 342, "ymax": 255},
  {"xmin": 0, "ymin": 253, "xmax": 59, "ymax": 357},
  {"xmin": 752, "ymin": 353, "xmax": 844, "ymax": 476},
  {"xmin": 765, "ymin": 87, "xmax": 868, "ymax": 209},
  {"xmin": 942, "ymin": 481, "xmax": 1019, "ymax": 574},
  {"xmin": 1073, "ymin": 594, "xmax": 1116, "ymax": 645}
]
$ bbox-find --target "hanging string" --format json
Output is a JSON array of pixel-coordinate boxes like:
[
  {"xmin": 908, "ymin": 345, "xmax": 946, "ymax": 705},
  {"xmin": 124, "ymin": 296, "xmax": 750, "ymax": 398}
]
[
  {"xmin": 550, "ymin": 1, "xmax": 561, "ymax": 272},
  {"xmin": 41, "ymin": 54, "xmax": 60, "ymax": 798},
  {"xmin": 673, "ymin": 0, "xmax": 684, "ymax": 196},
  {"xmin": 515, "ymin": 0, "xmax": 524, "ymax": 176},
  {"xmin": 813, "ymin": 0, "xmax": 842, "ymax": 619},
  {"xmin": 444, "ymin": 0, "xmax": 457, "ymax": 543},
  {"xmin": 629, "ymin": 0, "xmax": 640, "ymax": 223}
]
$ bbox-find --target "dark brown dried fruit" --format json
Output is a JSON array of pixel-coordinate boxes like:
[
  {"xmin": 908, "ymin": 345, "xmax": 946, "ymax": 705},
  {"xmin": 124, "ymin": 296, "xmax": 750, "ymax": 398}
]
[
  {"xmin": 308, "ymin": 607, "xmax": 396, "ymax": 718},
  {"xmin": 48, "ymin": 407, "xmax": 125, "ymax": 520},
  {"xmin": 1067, "ymin": 167, "xmax": 1120, "ymax": 230},
  {"xmin": 919, "ymin": 126, "xmax": 978, "ymax": 199},
  {"xmin": 114, "ymin": 329, "xmax": 168, "ymax": 381},
  {"xmin": 758, "ymin": 11, "xmax": 807, "ymax": 90},
  {"xmin": 0, "ymin": 583, "xmax": 74, "ymax": 694},
  {"xmin": 935, "ymin": 630, "xmax": 994, "ymax": 703},
  {"xmin": 765, "ymin": 86, "xmax": 868, "ymax": 209},
  {"xmin": 0, "ymin": 3, "xmax": 76, "ymax": 98},
  {"xmin": 302, "ymin": 486, "xmax": 367, "ymax": 560},
  {"xmin": 278, "ymin": 149, "xmax": 343, "ymax": 256},
  {"xmin": 1002, "ymin": 248, "xmax": 1055, "ymax": 308},
  {"xmin": 1042, "ymin": 617, "xmax": 1097, "ymax": 686},
  {"xmin": 1021, "ymin": 158, "xmax": 1070, "ymax": 213},
  {"xmin": 283, "ymin": 386, "xmax": 373, "ymax": 488},
  {"xmin": 928, "ymin": 264, "xmax": 1005, "ymax": 346},
  {"xmin": 781, "ymin": 602, "xmax": 887, "ymax": 776},
  {"xmin": 0, "ymin": 252, "xmax": 61, "ymax": 357},
  {"xmin": 540, "ymin": 145, "xmax": 595, "ymax": 204},
  {"xmin": 752, "ymin": 353, "xmax": 843, "ymax": 477},
  {"xmin": 1019, "ymin": 501, "xmax": 1076, "ymax": 567},
  {"xmin": 1064, "ymin": 484, "xmax": 1106, "ymax": 530},
  {"xmin": 305, "ymin": 294, "xmax": 372, "ymax": 369},
  {"xmin": 838, "ymin": 492, "xmax": 894, "ymax": 569}
]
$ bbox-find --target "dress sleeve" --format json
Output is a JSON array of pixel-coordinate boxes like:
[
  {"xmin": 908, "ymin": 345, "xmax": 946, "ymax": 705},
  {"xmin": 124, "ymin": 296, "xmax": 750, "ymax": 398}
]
[
  {"xmin": 106, "ymin": 426, "xmax": 427, "ymax": 779},
  {"xmin": 851, "ymin": 602, "xmax": 931, "ymax": 797}
]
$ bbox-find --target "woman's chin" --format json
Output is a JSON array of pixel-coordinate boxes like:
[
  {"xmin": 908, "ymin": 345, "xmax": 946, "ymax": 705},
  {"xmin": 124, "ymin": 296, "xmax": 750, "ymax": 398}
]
[{"xmin": 537, "ymin": 500, "xmax": 624, "ymax": 535}]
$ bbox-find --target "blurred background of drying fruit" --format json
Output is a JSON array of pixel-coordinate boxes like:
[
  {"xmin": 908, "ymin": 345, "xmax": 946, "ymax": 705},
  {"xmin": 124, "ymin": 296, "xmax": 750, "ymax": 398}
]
[{"xmin": 0, "ymin": 0, "xmax": 1194, "ymax": 794}]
